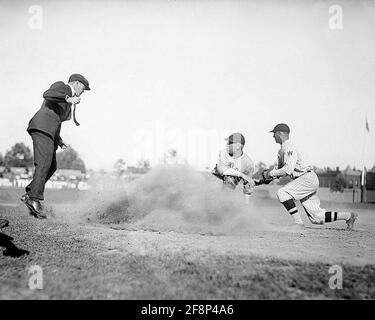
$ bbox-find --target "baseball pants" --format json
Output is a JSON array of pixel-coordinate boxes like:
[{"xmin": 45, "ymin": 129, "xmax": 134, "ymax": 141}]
[
  {"xmin": 25, "ymin": 131, "xmax": 57, "ymax": 201},
  {"xmin": 276, "ymin": 171, "xmax": 327, "ymax": 224}
]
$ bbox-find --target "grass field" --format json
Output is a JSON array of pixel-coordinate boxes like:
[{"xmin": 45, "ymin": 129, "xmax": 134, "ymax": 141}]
[{"xmin": 1, "ymin": 182, "xmax": 375, "ymax": 300}]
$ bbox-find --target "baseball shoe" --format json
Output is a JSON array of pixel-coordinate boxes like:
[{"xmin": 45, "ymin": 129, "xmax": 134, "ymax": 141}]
[
  {"xmin": 21, "ymin": 193, "xmax": 34, "ymax": 216},
  {"xmin": 346, "ymin": 212, "xmax": 358, "ymax": 231},
  {"xmin": 24, "ymin": 197, "xmax": 47, "ymax": 219},
  {"xmin": 0, "ymin": 219, "xmax": 10, "ymax": 230}
]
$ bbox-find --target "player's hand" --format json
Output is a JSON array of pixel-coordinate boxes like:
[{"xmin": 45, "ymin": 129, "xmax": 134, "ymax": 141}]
[
  {"xmin": 66, "ymin": 96, "xmax": 81, "ymax": 104},
  {"xmin": 262, "ymin": 169, "xmax": 272, "ymax": 180},
  {"xmin": 59, "ymin": 141, "xmax": 68, "ymax": 150}
]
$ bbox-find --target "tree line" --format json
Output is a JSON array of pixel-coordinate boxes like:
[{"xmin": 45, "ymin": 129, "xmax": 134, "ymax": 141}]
[{"xmin": 0, "ymin": 142, "xmax": 86, "ymax": 173}]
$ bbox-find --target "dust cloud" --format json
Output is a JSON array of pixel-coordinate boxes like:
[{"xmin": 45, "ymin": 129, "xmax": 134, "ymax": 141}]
[{"xmin": 86, "ymin": 165, "xmax": 266, "ymax": 235}]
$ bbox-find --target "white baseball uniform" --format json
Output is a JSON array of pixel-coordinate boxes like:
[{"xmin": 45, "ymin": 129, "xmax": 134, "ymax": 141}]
[
  {"xmin": 270, "ymin": 140, "xmax": 350, "ymax": 224},
  {"xmin": 217, "ymin": 149, "xmax": 254, "ymax": 195},
  {"xmin": 217, "ymin": 149, "xmax": 254, "ymax": 177}
]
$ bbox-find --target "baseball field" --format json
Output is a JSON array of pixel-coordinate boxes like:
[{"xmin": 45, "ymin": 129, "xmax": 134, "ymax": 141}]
[{"xmin": 1, "ymin": 166, "xmax": 374, "ymax": 299}]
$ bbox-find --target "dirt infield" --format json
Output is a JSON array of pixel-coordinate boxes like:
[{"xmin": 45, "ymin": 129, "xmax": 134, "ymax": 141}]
[{"xmin": 1, "ymin": 185, "xmax": 374, "ymax": 299}]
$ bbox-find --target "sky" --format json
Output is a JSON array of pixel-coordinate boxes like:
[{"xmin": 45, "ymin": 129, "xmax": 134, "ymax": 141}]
[{"xmin": 0, "ymin": 0, "xmax": 374, "ymax": 171}]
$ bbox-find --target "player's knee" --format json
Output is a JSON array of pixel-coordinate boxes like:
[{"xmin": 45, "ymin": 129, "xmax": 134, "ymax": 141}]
[
  {"xmin": 314, "ymin": 212, "xmax": 325, "ymax": 224},
  {"xmin": 277, "ymin": 187, "xmax": 292, "ymax": 203},
  {"xmin": 310, "ymin": 217, "xmax": 324, "ymax": 225}
]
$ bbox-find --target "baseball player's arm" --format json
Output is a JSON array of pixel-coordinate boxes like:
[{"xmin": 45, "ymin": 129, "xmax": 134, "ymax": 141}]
[
  {"xmin": 270, "ymin": 148, "xmax": 298, "ymax": 178},
  {"xmin": 223, "ymin": 168, "xmax": 243, "ymax": 178},
  {"xmin": 43, "ymin": 82, "xmax": 70, "ymax": 102},
  {"xmin": 225, "ymin": 162, "xmax": 254, "ymax": 181},
  {"xmin": 56, "ymin": 136, "xmax": 67, "ymax": 149},
  {"xmin": 216, "ymin": 151, "xmax": 243, "ymax": 178}
]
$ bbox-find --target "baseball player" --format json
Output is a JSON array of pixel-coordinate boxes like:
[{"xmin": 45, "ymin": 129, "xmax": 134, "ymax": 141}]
[
  {"xmin": 212, "ymin": 133, "xmax": 255, "ymax": 195},
  {"xmin": 21, "ymin": 74, "xmax": 90, "ymax": 219},
  {"xmin": 263, "ymin": 123, "xmax": 358, "ymax": 230}
]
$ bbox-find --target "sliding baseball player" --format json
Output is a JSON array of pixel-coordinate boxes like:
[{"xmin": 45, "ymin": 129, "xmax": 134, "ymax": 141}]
[
  {"xmin": 212, "ymin": 132, "xmax": 255, "ymax": 196},
  {"xmin": 263, "ymin": 123, "xmax": 358, "ymax": 230}
]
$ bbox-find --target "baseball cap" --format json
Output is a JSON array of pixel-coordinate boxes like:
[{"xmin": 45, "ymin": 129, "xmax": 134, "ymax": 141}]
[
  {"xmin": 225, "ymin": 133, "xmax": 245, "ymax": 146},
  {"xmin": 68, "ymin": 74, "xmax": 91, "ymax": 90},
  {"xmin": 270, "ymin": 123, "xmax": 290, "ymax": 134}
]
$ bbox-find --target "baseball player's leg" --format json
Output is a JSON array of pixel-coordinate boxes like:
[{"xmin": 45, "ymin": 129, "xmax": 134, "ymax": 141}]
[
  {"xmin": 300, "ymin": 194, "xmax": 325, "ymax": 224},
  {"xmin": 298, "ymin": 175, "xmax": 358, "ymax": 229},
  {"xmin": 45, "ymin": 151, "xmax": 57, "ymax": 184},
  {"xmin": 25, "ymin": 181, "xmax": 32, "ymax": 195},
  {"xmin": 301, "ymin": 195, "xmax": 357, "ymax": 229},
  {"xmin": 276, "ymin": 188, "xmax": 303, "ymax": 225},
  {"xmin": 324, "ymin": 210, "xmax": 351, "ymax": 223},
  {"xmin": 276, "ymin": 172, "xmax": 319, "ymax": 225},
  {"xmin": 28, "ymin": 131, "xmax": 55, "ymax": 201}
]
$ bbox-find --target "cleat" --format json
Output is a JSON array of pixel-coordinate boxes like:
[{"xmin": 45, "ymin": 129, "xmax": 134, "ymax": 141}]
[
  {"xmin": 20, "ymin": 193, "xmax": 34, "ymax": 216},
  {"xmin": 346, "ymin": 212, "xmax": 358, "ymax": 230},
  {"xmin": 24, "ymin": 198, "xmax": 47, "ymax": 219}
]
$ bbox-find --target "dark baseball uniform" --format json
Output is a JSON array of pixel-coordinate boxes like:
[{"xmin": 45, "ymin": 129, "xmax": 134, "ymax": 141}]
[{"xmin": 26, "ymin": 81, "xmax": 75, "ymax": 200}]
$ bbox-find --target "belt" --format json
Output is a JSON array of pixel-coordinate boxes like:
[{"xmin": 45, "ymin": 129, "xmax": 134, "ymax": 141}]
[{"xmin": 291, "ymin": 170, "xmax": 312, "ymax": 179}]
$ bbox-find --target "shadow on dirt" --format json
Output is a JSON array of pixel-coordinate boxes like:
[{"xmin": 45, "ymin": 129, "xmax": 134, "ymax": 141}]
[{"xmin": 0, "ymin": 232, "xmax": 30, "ymax": 258}]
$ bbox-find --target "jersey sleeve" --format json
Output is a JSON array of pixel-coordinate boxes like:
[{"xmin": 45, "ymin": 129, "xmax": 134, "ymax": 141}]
[
  {"xmin": 217, "ymin": 150, "xmax": 243, "ymax": 178},
  {"xmin": 43, "ymin": 81, "xmax": 70, "ymax": 102},
  {"xmin": 243, "ymin": 156, "xmax": 254, "ymax": 177}
]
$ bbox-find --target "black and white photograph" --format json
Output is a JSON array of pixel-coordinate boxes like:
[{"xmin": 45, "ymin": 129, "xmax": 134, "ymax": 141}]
[{"xmin": 1, "ymin": 0, "xmax": 375, "ymax": 305}]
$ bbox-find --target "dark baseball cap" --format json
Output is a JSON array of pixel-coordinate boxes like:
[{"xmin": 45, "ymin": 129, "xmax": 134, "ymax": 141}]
[
  {"xmin": 68, "ymin": 74, "xmax": 91, "ymax": 90},
  {"xmin": 225, "ymin": 132, "xmax": 245, "ymax": 146},
  {"xmin": 270, "ymin": 123, "xmax": 290, "ymax": 134}
]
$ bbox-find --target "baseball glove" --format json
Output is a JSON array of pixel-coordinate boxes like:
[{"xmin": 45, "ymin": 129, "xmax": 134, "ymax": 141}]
[
  {"xmin": 211, "ymin": 165, "xmax": 244, "ymax": 189},
  {"xmin": 254, "ymin": 169, "xmax": 274, "ymax": 186}
]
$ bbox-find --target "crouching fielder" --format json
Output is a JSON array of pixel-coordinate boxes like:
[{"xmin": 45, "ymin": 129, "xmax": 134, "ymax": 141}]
[
  {"xmin": 263, "ymin": 123, "xmax": 358, "ymax": 230},
  {"xmin": 212, "ymin": 132, "xmax": 255, "ymax": 196}
]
